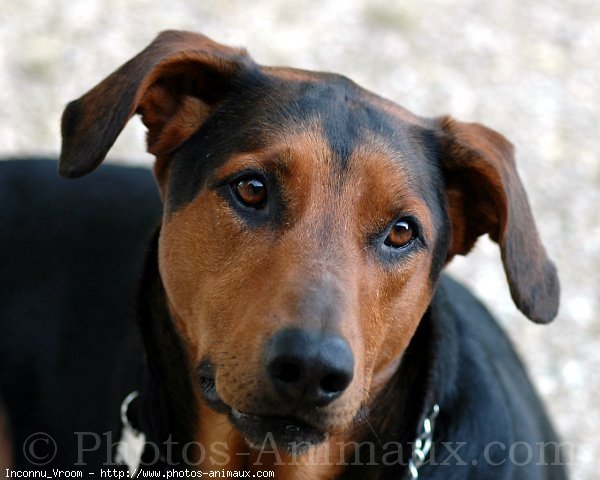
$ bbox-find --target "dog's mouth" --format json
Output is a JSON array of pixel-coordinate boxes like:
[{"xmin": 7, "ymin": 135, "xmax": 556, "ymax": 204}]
[
  {"xmin": 228, "ymin": 408, "xmax": 326, "ymax": 453},
  {"xmin": 198, "ymin": 363, "xmax": 327, "ymax": 452}
]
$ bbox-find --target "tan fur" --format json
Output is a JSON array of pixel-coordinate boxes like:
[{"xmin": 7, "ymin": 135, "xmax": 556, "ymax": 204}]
[
  {"xmin": 158, "ymin": 124, "xmax": 438, "ymax": 475},
  {"xmin": 0, "ymin": 400, "xmax": 12, "ymax": 470}
]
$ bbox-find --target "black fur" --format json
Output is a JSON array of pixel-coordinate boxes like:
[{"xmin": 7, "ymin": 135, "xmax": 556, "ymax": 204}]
[
  {"xmin": 0, "ymin": 159, "xmax": 567, "ymax": 478},
  {"xmin": 134, "ymin": 228, "xmax": 198, "ymax": 469},
  {"xmin": 0, "ymin": 159, "xmax": 160, "ymax": 469}
]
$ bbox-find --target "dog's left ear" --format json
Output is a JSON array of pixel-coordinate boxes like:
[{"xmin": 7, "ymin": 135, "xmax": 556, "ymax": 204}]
[{"xmin": 438, "ymin": 115, "xmax": 559, "ymax": 323}]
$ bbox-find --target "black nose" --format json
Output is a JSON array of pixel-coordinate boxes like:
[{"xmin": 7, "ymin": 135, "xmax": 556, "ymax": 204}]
[{"xmin": 264, "ymin": 329, "xmax": 354, "ymax": 408}]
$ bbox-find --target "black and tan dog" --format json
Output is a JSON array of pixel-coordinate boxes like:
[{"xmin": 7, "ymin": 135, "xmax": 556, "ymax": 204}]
[{"xmin": 0, "ymin": 31, "xmax": 566, "ymax": 479}]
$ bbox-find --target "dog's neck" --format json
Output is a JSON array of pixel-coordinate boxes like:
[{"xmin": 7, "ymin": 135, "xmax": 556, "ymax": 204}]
[{"xmin": 135, "ymin": 231, "xmax": 454, "ymax": 478}]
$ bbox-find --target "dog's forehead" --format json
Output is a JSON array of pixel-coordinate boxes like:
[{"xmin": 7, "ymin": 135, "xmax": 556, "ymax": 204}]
[{"xmin": 166, "ymin": 68, "xmax": 440, "ymax": 211}]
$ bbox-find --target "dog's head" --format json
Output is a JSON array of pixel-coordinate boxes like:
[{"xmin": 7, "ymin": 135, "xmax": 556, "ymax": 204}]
[{"xmin": 60, "ymin": 31, "xmax": 559, "ymax": 451}]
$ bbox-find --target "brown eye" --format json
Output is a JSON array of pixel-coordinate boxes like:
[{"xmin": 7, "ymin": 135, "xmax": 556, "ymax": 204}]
[
  {"xmin": 232, "ymin": 177, "xmax": 267, "ymax": 208},
  {"xmin": 385, "ymin": 219, "xmax": 416, "ymax": 248}
]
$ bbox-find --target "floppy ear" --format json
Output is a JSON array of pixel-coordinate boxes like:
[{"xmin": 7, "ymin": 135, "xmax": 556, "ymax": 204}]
[
  {"xmin": 438, "ymin": 115, "xmax": 559, "ymax": 323},
  {"xmin": 59, "ymin": 30, "xmax": 256, "ymax": 185}
]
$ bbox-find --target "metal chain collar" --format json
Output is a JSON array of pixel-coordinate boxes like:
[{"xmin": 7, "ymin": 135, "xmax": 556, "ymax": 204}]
[
  {"xmin": 408, "ymin": 403, "xmax": 440, "ymax": 479},
  {"xmin": 117, "ymin": 391, "xmax": 440, "ymax": 478}
]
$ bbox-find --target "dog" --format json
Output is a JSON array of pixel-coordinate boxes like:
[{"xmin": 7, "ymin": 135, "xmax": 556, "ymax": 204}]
[{"xmin": 0, "ymin": 30, "xmax": 567, "ymax": 479}]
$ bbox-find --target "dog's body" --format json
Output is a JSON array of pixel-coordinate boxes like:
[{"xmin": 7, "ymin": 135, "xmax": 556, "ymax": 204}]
[
  {"xmin": 0, "ymin": 159, "xmax": 160, "ymax": 469},
  {"xmin": 0, "ymin": 31, "xmax": 566, "ymax": 479}
]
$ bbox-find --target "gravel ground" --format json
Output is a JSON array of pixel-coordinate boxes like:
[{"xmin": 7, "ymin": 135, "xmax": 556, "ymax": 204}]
[{"xmin": 1, "ymin": 1, "xmax": 598, "ymax": 477}]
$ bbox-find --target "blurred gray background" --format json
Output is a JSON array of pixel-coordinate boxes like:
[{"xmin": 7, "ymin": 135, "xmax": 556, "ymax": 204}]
[{"xmin": 1, "ymin": 1, "xmax": 598, "ymax": 477}]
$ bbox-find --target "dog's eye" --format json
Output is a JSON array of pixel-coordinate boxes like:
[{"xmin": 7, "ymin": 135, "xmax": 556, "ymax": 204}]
[
  {"xmin": 384, "ymin": 218, "xmax": 417, "ymax": 249},
  {"xmin": 232, "ymin": 177, "xmax": 268, "ymax": 208}
]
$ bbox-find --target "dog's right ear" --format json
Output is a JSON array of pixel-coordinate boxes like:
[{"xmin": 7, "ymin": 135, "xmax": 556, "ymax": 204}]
[{"xmin": 59, "ymin": 30, "xmax": 256, "ymax": 184}]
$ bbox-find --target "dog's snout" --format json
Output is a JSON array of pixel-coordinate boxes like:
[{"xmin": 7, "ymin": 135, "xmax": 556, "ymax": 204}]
[{"xmin": 264, "ymin": 329, "xmax": 354, "ymax": 408}]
